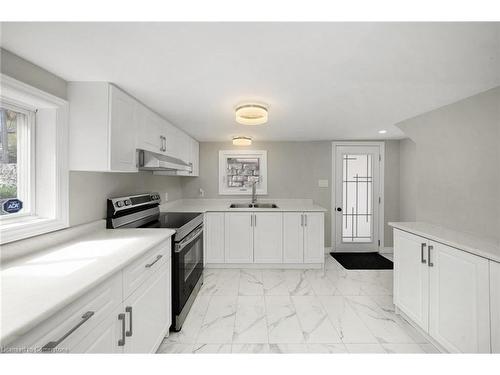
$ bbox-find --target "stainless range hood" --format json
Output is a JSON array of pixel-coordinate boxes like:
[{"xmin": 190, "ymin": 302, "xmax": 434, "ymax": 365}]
[{"xmin": 138, "ymin": 150, "xmax": 192, "ymax": 174}]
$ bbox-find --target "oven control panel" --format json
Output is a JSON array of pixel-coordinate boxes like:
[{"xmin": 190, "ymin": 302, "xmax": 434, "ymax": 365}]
[{"xmin": 107, "ymin": 193, "xmax": 161, "ymax": 214}]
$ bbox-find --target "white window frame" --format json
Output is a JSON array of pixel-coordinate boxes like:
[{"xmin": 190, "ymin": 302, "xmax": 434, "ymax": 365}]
[
  {"xmin": 0, "ymin": 74, "xmax": 69, "ymax": 244},
  {"xmin": 218, "ymin": 150, "xmax": 268, "ymax": 195},
  {"xmin": 0, "ymin": 101, "xmax": 36, "ymax": 220}
]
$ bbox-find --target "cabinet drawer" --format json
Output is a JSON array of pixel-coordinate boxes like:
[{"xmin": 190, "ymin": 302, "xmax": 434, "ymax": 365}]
[
  {"xmin": 123, "ymin": 240, "xmax": 170, "ymax": 299},
  {"xmin": 8, "ymin": 272, "xmax": 122, "ymax": 353}
]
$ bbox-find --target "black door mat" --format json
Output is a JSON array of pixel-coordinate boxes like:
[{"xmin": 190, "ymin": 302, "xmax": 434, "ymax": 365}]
[{"xmin": 330, "ymin": 252, "xmax": 393, "ymax": 270}]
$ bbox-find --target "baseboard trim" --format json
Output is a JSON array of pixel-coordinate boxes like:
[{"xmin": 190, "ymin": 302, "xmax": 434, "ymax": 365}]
[{"xmin": 205, "ymin": 263, "xmax": 323, "ymax": 269}]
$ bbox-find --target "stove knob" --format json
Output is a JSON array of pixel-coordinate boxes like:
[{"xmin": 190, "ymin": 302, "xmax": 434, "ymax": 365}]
[
  {"xmin": 124, "ymin": 200, "xmax": 131, "ymax": 206},
  {"xmin": 116, "ymin": 201, "xmax": 124, "ymax": 207}
]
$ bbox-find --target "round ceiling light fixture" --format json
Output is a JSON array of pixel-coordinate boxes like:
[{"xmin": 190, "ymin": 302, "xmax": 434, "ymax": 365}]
[
  {"xmin": 235, "ymin": 103, "xmax": 268, "ymax": 125},
  {"xmin": 232, "ymin": 136, "xmax": 252, "ymax": 146}
]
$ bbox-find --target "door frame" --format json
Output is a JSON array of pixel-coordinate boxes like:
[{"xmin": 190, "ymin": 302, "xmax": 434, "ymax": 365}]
[{"xmin": 331, "ymin": 141, "xmax": 385, "ymax": 252}]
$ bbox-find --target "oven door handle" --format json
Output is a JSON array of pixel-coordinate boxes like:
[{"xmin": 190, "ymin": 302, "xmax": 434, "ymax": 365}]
[{"xmin": 177, "ymin": 226, "xmax": 203, "ymax": 252}]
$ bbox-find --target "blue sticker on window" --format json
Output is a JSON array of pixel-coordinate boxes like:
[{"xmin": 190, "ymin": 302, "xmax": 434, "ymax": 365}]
[{"xmin": 2, "ymin": 199, "xmax": 23, "ymax": 214}]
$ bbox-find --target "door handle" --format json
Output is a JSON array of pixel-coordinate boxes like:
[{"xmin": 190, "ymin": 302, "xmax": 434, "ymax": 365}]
[
  {"xmin": 145, "ymin": 254, "xmax": 163, "ymax": 268},
  {"xmin": 336, "ymin": 207, "xmax": 342, "ymax": 212},
  {"xmin": 428, "ymin": 245, "xmax": 434, "ymax": 267},
  {"xmin": 125, "ymin": 306, "xmax": 133, "ymax": 337},
  {"xmin": 118, "ymin": 313, "xmax": 126, "ymax": 346},
  {"xmin": 42, "ymin": 311, "xmax": 95, "ymax": 351},
  {"xmin": 420, "ymin": 243, "xmax": 427, "ymax": 264}
]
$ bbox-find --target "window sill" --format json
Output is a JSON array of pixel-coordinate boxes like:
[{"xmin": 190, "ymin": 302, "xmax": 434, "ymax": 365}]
[{"xmin": 0, "ymin": 216, "xmax": 68, "ymax": 244}]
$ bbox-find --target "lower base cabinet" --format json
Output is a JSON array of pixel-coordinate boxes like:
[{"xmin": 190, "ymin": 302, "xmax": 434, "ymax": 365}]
[
  {"xmin": 282, "ymin": 212, "xmax": 324, "ymax": 264},
  {"xmin": 123, "ymin": 260, "xmax": 171, "ymax": 353},
  {"xmin": 394, "ymin": 229, "xmax": 493, "ymax": 353},
  {"xmin": 5, "ymin": 244, "xmax": 172, "ymax": 354},
  {"xmin": 253, "ymin": 212, "xmax": 283, "ymax": 263}
]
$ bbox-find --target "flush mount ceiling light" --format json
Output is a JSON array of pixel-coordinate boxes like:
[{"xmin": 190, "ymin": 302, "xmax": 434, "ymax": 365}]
[
  {"xmin": 235, "ymin": 103, "xmax": 268, "ymax": 125},
  {"xmin": 378, "ymin": 129, "xmax": 387, "ymax": 134},
  {"xmin": 232, "ymin": 136, "xmax": 252, "ymax": 146}
]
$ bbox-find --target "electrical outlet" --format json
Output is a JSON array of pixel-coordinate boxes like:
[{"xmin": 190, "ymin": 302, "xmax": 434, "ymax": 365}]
[
  {"xmin": 164, "ymin": 192, "xmax": 168, "ymax": 202},
  {"xmin": 199, "ymin": 188, "xmax": 205, "ymax": 197},
  {"xmin": 318, "ymin": 179, "xmax": 329, "ymax": 188}
]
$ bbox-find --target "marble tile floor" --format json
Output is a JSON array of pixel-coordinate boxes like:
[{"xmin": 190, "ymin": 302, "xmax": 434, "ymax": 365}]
[{"xmin": 157, "ymin": 254, "xmax": 439, "ymax": 354}]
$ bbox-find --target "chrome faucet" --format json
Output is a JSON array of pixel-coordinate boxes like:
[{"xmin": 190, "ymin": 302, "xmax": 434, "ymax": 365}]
[{"xmin": 251, "ymin": 181, "xmax": 257, "ymax": 204}]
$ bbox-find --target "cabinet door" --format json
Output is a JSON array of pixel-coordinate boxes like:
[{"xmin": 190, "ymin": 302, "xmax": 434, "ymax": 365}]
[
  {"xmin": 303, "ymin": 212, "xmax": 324, "ymax": 263},
  {"xmin": 137, "ymin": 104, "xmax": 163, "ymax": 154},
  {"xmin": 393, "ymin": 229, "xmax": 429, "ymax": 331},
  {"xmin": 253, "ymin": 213, "xmax": 283, "ymax": 263},
  {"xmin": 491, "ymin": 261, "xmax": 500, "ymax": 353},
  {"xmin": 124, "ymin": 260, "xmax": 170, "ymax": 353},
  {"xmin": 205, "ymin": 212, "xmax": 225, "ymax": 264},
  {"xmin": 109, "ymin": 85, "xmax": 138, "ymax": 172},
  {"xmin": 73, "ymin": 306, "xmax": 124, "ymax": 353},
  {"xmin": 429, "ymin": 241, "xmax": 490, "ymax": 353},
  {"xmin": 224, "ymin": 213, "xmax": 253, "ymax": 263},
  {"xmin": 191, "ymin": 139, "xmax": 199, "ymax": 176},
  {"xmin": 283, "ymin": 213, "xmax": 304, "ymax": 263}
]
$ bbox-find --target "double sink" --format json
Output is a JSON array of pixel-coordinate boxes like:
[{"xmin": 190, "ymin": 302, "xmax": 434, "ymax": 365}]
[{"xmin": 229, "ymin": 203, "xmax": 279, "ymax": 209}]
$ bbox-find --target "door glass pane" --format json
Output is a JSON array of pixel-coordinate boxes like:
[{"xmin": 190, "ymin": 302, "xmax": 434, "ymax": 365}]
[{"xmin": 341, "ymin": 154, "xmax": 373, "ymax": 243}]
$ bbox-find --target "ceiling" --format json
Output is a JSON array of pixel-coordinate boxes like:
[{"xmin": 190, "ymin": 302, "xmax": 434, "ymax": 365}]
[{"xmin": 1, "ymin": 22, "xmax": 499, "ymax": 141}]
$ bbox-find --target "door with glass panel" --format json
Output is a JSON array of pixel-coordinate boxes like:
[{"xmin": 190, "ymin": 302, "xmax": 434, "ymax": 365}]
[{"xmin": 334, "ymin": 145, "xmax": 381, "ymax": 252}]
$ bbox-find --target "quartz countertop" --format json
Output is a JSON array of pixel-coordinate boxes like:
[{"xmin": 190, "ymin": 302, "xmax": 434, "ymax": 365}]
[
  {"xmin": 159, "ymin": 198, "xmax": 328, "ymax": 213},
  {"xmin": 0, "ymin": 223, "xmax": 175, "ymax": 346},
  {"xmin": 389, "ymin": 222, "xmax": 500, "ymax": 263}
]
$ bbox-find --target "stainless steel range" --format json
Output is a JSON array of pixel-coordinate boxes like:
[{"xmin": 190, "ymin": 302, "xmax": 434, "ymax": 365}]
[{"xmin": 106, "ymin": 193, "xmax": 204, "ymax": 331}]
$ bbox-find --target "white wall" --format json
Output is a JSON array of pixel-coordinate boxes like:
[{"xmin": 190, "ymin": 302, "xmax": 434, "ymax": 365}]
[
  {"xmin": 397, "ymin": 86, "xmax": 500, "ymax": 240},
  {"xmin": 399, "ymin": 138, "xmax": 417, "ymax": 221}
]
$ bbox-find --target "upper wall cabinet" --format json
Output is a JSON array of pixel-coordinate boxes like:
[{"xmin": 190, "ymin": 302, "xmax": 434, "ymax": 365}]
[
  {"xmin": 69, "ymin": 82, "xmax": 138, "ymax": 172},
  {"xmin": 68, "ymin": 82, "xmax": 199, "ymax": 174}
]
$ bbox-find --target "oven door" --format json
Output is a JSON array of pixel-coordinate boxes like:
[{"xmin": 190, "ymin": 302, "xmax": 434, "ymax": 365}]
[{"xmin": 173, "ymin": 224, "xmax": 204, "ymax": 316}]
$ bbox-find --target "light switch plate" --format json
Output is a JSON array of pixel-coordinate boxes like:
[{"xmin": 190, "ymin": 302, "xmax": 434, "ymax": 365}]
[
  {"xmin": 318, "ymin": 179, "xmax": 329, "ymax": 188},
  {"xmin": 164, "ymin": 192, "xmax": 168, "ymax": 202}
]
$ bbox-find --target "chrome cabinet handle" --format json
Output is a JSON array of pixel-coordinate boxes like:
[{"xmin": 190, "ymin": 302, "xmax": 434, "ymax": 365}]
[
  {"xmin": 304, "ymin": 214, "xmax": 308, "ymax": 226},
  {"xmin": 145, "ymin": 254, "xmax": 163, "ymax": 268},
  {"xmin": 250, "ymin": 215, "xmax": 253, "ymax": 227},
  {"xmin": 254, "ymin": 214, "xmax": 256, "ymax": 227},
  {"xmin": 42, "ymin": 311, "xmax": 95, "ymax": 351},
  {"xmin": 118, "ymin": 313, "xmax": 126, "ymax": 346},
  {"xmin": 125, "ymin": 306, "xmax": 133, "ymax": 337},
  {"xmin": 421, "ymin": 243, "xmax": 427, "ymax": 264},
  {"xmin": 428, "ymin": 245, "xmax": 434, "ymax": 267},
  {"xmin": 300, "ymin": 214, "xmax": 303, "ymax": 227}
]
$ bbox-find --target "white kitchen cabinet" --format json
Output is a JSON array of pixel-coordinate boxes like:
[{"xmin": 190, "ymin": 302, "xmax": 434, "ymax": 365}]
[
  {"xmin": 393, "ymin": 229, "xmax": 429, "ymax": 330},
  {"xmin": 224, "ymin": 212, "xmax": 253, "ymax": 263},
  {"xmin": 283, "ymin": 213, "xmax": 304, "ymax": 263},
  {"xmin": 393, "ymin": 228, "xmax": 493, "ymax": 353},
  {"xmin": 253, "ymin": 213, "xmax": 283, "ymax": 263},
  {"xmin": 205, "ymin": 213, "xmax": 225, "ymax": 263},
  {"xmin": 428, "ymin": 241, "xmax": 490, "ymax": 353},
  {"xmin": 73, "ymin": 306, "xmax": 124, "ymax": 353},
  {"xmin": 136, "ymin": 103, "xmax": 165, "ymax": 155},
  {"xmin": 68, "ymin": 82, "xmax": 138, "ymax": 172},
  {"xmin": 491, "ymin": 261, "xmax": 500, "ymax": 353},
  {"xmin": 123, "ymin": 260, "xmax": 171, "ymax": 353},
  {"xmin": 303, "ymin": 212, "xmax": 324, "ymax": 263}
]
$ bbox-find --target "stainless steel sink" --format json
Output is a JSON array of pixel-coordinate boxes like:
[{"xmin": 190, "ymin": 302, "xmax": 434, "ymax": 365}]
[
  {"xmin": 252, "ymin": 203, "xmax": 279, "ymax": 208},
  {"xmin": 229, "ymin": 203, "xmax": 279, "ymax": 209}
]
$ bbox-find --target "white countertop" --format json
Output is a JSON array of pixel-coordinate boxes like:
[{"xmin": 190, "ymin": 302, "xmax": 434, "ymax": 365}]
[
  {"xmin": 160, "ymin": 198, "xmax": 328, "ymax": 213},
  {"xmin": 389, "ymin": 222, "xmax": 500, "ymax": 263},
  {"xmin": 0, "ymin": 223, "xmax": 175, "ymax": 346}
]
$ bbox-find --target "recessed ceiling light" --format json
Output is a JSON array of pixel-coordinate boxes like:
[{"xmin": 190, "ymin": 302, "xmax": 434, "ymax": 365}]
[
  {"xmin": 232, "ymin": 136, "xmax": 252, "ymax": 146},
  {"xmin": 378, "ymin": 130, "xmax": 387, "ymax": 134},
  {"xmin": 235, "ymin": 103, "xmax": 268, "ymax": 125}
]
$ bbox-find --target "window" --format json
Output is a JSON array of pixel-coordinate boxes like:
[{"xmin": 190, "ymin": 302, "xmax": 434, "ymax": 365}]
[
  {"xmin": 0, "ymin": 103, "xmax": 35, "ymax": 218},
  {"xmin": 0, "ymin": 74, "xmax": 68, "ymax": 244},
  {"xmin": 219, "ymin": 150, "xmax": 267, "ymax": 195}
]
